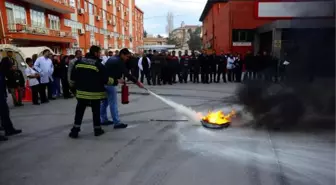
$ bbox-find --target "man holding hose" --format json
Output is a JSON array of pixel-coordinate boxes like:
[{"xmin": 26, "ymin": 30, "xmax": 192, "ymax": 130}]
[{"xmin": 101, "ymin": 48, "xmax": 144, "ymax": 129}]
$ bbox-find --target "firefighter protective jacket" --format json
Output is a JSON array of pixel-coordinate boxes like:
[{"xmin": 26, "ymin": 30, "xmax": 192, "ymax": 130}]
[{"xmin": 71, "ymin": 55, "xmax": 116, "ymax": 100}]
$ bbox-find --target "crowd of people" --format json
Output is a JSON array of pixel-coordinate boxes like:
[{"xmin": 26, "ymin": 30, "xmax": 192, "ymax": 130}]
[
  {"xmin": 124, "ymin": 49, "xmax": 288, "ymax": 86},
  {"xmin": 0, "ymin": 45, "xmax": 289, "ymax": 140}
]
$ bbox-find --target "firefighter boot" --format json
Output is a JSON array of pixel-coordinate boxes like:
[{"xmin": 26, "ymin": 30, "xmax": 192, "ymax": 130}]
[
  {"xmin": 69, "ymin": 127, "xmax": 80, "ymax": 139},
  {"xmin": 94, "ymin": 128, "xmax": 105, "ymax": 137}
]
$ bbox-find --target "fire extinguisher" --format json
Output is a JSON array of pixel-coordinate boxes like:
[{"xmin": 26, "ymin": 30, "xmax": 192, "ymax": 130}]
[{"xmin": 121, "ymin": 82, "xmax": 129, "ymax": 104}]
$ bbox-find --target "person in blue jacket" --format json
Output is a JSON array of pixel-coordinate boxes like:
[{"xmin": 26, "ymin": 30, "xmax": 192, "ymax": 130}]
[{"xmin": 0, "ymin": 71, "xmax": 22, "ymax": 141}]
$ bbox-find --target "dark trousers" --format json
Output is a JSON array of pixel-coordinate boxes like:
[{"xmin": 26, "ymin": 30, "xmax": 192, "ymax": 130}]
[
  {"xmin": 31, "ymin": 85, "xmax": 40, "ymax": 104},
  {"xmin": 210, "ymin": 66, "xmax": 216, "ymax": 82},
  {"xmin": 163, "ymin": 66, "xmax": 173, "ymax": 84},
  {"xmin": 140, "ymin": 70, "xmax": 151, "ymax": 85},
  {"xmin": 151, "ymin": 69, "xmax": 161, "ymax": 85},
  {"xmin": 131, "ymin": 67, "xmax": 139, "ymax": 80},
  {"xmin": 217, "ymin": 69, "xmax": 227, "ymax": 83},
  {"xmin": 201, "ymin": 67, "xmax": 209, "ymax": 83},
  {"xmin": 193, "ymin": 69, "xmax": 200, "ymax": 83},
  {"xmin": 61, "ymin": 78, "xmax": 71, "ymax": 98},
  {"xmin": 227, "ymin": 69, "xmax": 234, "ymax": 82},
  {"xmin": 39, "ymin": 83, "xmax": 48, "ymax": 102},
  {"xmin": 235, "ymin": 69, "xmax": 242, "ymax": 82},
  {"xmin": 0, "ymin": 98, "xmax": 15, "ymax": 133},
  {"xmin": 176, "ymin": 66, "xmax": 182, "ymax": 83},
  {"xmin": 189, "ymin": 68, "xmax": 193, "ymax": 82},
  {"xmin": 180, "ymin": 67, "xmax": 188, "ymax": 83},
  {"xmin": 40, "ymin": 81, "xmax": 53, "ymax": 102},
  {"xmin": 73, "ymin": 99, "xmax": 101, "ymax": 130}
]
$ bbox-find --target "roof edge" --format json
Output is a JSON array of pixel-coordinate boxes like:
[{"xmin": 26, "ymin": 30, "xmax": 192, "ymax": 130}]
[
  {"xmin": 135, "ymin": 5, "xmax": 144, "ymax": 14},
  {"xmin": 199, "ymin": 0, "xmax": 228, "ymax": 22}
]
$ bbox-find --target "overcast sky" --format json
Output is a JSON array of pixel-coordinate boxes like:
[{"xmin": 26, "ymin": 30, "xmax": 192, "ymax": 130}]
[{"xmin": 135, "ymin": 0, "xmax": 207, "ymax": 37}]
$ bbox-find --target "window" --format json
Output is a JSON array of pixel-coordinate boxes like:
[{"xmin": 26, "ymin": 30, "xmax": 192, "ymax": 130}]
[
  {"xmin": 30, "ymin": 9, "xmax": 45, "ymax": 28},
  {"xmin": 84, "ymin": 1, "xmax": 87, "ymax": 12},
  {"xmin": 85, "ymin": 24, "xmax": 98, "ymax": 33},
  {"xmin": 77, "ymin": 0, "xmax": 81, "ymax": 7},
  {"xmin": 69, "ymin": 0, "xmax": 75, "ymax": 7},
  {"xmin": 48, "ymin": 14, "xmax": 60, "ymax": 30},
  {"xmin": 5, "ymin": 2, "xmax": 26, "ymax": 25},
  {"xmin": 102, "ymin": 10, "xmax": 106, "ymax": 20},
  {"xmin": 232, "ymin": 29, "xmax": 254, "ymax": 42},
  {"xmin": 88, "ymin": 3, "xmax": 93, "ymax": 14}
]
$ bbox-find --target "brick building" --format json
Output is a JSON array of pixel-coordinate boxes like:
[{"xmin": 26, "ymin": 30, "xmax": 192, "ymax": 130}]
[{"xmin": 0, "ymin": 0, "xmax": 144, "ymax": 54}]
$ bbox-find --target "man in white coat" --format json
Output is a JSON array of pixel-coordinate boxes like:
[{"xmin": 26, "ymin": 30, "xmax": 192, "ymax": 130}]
[
  {"xmin": 34, "ymin": 49, "xmax": 54, "ymax": 103},
  {"xmin": 138, "ymin": 53, "xmax": 151, "ymax": 85}
]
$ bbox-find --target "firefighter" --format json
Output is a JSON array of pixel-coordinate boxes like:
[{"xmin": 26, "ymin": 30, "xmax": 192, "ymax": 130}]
[
  {"xmin": 191, "ymin": 51, "xmax": 200, "ymax": 83},
  {"xmin": 180, "ymin": 50, "xmax": 190, "ymax": 83},
  {"xmin": 69, "ymin": 46, "xmax": 116, "ymax": 139},
  {"xmin": 150, "ymin": 50, "xmax": 162, "ymax": 85},
  {"xmin": 170, "ymin": 50, "xmax": 179, "ymax": 83}
]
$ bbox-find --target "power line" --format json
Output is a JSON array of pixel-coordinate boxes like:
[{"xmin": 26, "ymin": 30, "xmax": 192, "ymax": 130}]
[{"xmin": 144, "ymin": 14, "xmax": 186, "ymax": 19}]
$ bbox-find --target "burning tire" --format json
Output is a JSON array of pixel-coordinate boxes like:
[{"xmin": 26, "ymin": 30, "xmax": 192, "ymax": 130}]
[{"xmin": 201, "ymin": 120, "xmax": 231, "ymax": 129}]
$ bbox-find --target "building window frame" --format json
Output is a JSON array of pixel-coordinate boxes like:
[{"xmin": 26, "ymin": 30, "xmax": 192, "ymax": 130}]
[
  {"xmin": 88, "ymin": 2, "xmax": 93, "ymax": 15},
  {"xmin": 69, "ymin": 0, "xmax": 76, "ymax": 7},
  {"xmin": 48, "ymin": 14, "xmax": 60, "ymax": 30},
  {"xmin": 30, "ymin": 9, "xmax": 46, "ymax": 28},
  {"xmin": 5, "ymin": 2, "xmax": 27, "ymax": 25}
]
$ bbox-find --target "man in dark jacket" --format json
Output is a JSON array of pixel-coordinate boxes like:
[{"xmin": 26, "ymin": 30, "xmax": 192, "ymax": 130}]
[
  {"xmin": 0, "ymin": 50, "xmax": 18, "ymax": 78},
  {"xmin": 244, "ymin": 51, "xmax": 254, "ymax": 80},
  {"xmin": 150, "ymin": 50, "xmax": 162, "ymax": 85},
  {"xmin": 199, "ymin": 50, "xmax": 209, "ymax": 84},
  {"xmin": 190, "ymin": 51, "xmax": 200, "ymax": 83},
  {"xmin": 101, "ymin": 48, "xmax": 144, "ymax": 128},
  {"xmin": 138, "ymin": 53, "xmax": 151, "ymax": 85},
  {"xmin": 170, "ymin": 51, "xmax": 179, "ymax": 83},
  {"xmin": 0, "ymin": 71, "xmax": 22, "ymax": 141},
  {"xmin": 69, "ymin": 46, "xmax": 113, "ymax": 139},
  {"xmin": 130, "ymin": 55, "xmax": 140, "ymax": 80},
  {"xmin": 209, "ymin": 50, "xmax": 217, "ymax": 83},
  {"xmin": 160, "ymin": 51, "xmax": 171, "ymax": 85},
  {"xmin": 217, "ymin": 51, "xmax": 227, "ymax": 83},
  {"xmin": 180, "ymin": 50, "xmax": 190, "ymax": 83}
]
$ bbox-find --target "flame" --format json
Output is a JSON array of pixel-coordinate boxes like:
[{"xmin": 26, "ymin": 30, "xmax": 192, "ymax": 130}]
[{"xmin": 201, "ymin": 110, "xmax": 236, "ymax": 125}]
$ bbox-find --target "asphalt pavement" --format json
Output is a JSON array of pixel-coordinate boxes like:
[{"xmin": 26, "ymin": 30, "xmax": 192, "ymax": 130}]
[{"xmin": 0, "ymin": 83, "xmax": 334, "ymax": 185}]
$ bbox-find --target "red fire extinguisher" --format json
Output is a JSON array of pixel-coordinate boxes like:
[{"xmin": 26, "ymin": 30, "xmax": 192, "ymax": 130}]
[{"xmin": 121, "ymin": 82, "xmax": 129, "ymax": 104}]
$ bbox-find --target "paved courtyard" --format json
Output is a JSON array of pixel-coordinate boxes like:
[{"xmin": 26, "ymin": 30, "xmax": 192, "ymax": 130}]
[{"xmin": 0, "ymin": 83, "xmax": 334, "ymax": 185}]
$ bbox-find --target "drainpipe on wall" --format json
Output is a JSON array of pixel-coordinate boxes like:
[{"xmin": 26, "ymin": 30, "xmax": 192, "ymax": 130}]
[
  {"xmin": 229, "ymin": 2, "xmax": 233, "ymax": 53},
  {"xmin": 212, "ymin": 5, "xmax": 215, "ymax": 51},
  {"xmin": 0, "ymin": 9, "xmax": 7, "ymax": 44}
]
